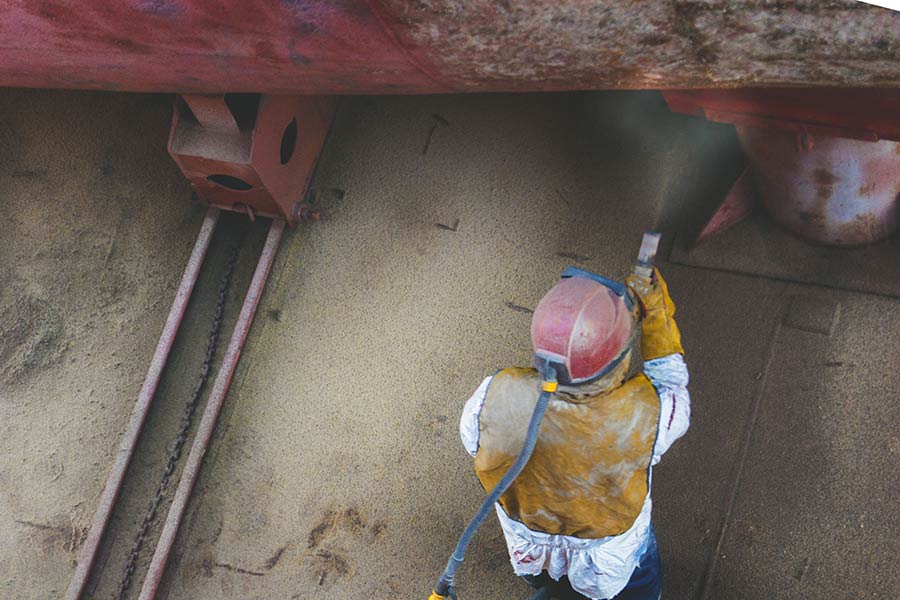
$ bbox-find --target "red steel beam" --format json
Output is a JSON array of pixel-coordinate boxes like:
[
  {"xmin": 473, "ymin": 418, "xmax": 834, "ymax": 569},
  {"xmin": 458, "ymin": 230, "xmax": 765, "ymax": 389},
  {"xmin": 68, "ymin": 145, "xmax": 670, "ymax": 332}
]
[
  {"xmin": 663, "ymin": 88, "xmax": 900, "ymax": 142},
  {"xmin": 138, "ymin": 217, "xmax": 285, "ymax": 600},
  {"xmin": 65, "ymin": 208, "xmax": 220, "ymax": 600}
]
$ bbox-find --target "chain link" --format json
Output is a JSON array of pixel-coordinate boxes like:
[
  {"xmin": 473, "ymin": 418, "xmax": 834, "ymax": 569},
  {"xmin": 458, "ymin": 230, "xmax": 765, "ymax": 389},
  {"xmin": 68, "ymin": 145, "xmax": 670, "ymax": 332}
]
[{"xmin": 115, "ymin": 238, "xmax": 242, "ymax": 600}]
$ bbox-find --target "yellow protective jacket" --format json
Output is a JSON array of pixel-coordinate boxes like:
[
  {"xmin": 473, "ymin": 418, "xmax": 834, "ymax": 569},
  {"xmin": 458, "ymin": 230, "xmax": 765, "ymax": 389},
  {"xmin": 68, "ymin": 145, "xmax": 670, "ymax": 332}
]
[{"xmin": 474, "ymin": 367, "xmax": 660, "ymax": 538}]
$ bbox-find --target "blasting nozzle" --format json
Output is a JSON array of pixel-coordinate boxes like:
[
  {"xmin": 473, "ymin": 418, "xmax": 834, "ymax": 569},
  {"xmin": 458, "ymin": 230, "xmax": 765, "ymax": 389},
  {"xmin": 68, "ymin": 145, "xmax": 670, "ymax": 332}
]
[{"xmin": 634, "ymin": 232, "xmax": 661, "ymax": 280}]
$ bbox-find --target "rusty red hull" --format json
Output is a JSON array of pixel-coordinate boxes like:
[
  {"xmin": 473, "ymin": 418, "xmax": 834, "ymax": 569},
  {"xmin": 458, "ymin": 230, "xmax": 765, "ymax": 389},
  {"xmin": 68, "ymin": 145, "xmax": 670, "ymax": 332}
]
[
  {"xmin": 3, "ymin": 1, "xmax": 900, "ymax": 94},
  {"xmin": 737, "ymin": 127, "xmax": 900, "ymax": 246},
  {"xmin": 664, "ymin": 88, "xmax": 900, "ymax": 246}
]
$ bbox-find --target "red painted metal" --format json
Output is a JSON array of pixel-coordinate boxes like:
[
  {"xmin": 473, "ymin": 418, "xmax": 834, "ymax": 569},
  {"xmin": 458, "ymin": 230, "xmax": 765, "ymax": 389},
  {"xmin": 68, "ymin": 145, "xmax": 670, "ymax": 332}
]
[
  {"xmin": 736, "ymin": 126, "xmax": 900, "ymax": 247},
  {"xmin": 695, "ymin": 166, "xmax": 757, "ymax": 246},
  {"xmin": 169, "ymin": 94, "xmax": 335, "ymax": 224},
  {"xmin": 665, "ymin": 89, "xmax": 900, "ymax": 246},
  {"xmin": 663, "ymin": 89, "xmax": 900, "ymax": 143},
  {"xmin": 703, "ymin": 110, "xmax": 881, "ymax": 145},
  {"xmin": 3, "ymin": 3, "xmax": 900, "ymax": 94},
  {"xmin": 64, "ymin": 208, "xmax": 220, "ymax": 600},
  {"xmin": 0, "ymin": 1, "xmax": 437, "ymax": 94},
  {"xmin": 138, "ymin": 218, "xmax": 285, "ymax": 600}
]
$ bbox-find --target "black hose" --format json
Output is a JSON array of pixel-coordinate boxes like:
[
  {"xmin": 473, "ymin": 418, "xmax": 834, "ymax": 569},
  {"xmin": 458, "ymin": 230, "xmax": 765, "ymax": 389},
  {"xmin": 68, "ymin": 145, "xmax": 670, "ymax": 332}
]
[{"xmin": 433, "ymin": 378, "xmax": 554, "ymax": 599}]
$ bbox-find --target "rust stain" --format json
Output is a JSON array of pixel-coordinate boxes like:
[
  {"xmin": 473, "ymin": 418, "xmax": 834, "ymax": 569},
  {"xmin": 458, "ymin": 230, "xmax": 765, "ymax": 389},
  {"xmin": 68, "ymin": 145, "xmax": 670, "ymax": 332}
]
[
  {"xmin": 254, "ymin": 41, "xmax": 280, "ymax": 62},
  {"xmin": 34, "ymin": 0, "xmax": 80, "ymax": 22},
  {"xmin": 845, "ymin": 213, "xmax": 886, "ymax": 244},
  {"xmin": 109, "ymin": 37, "xmax": 153, "ymax": 55},
  {"xmin": 812, "ymin": 168, "xmax": 839, "ymax": 186},
  {"xmin": 671, "ymin": 2, "xmax": 720, "ymax": 66},
  {"xmin": 797, "ymin": 211, "xmax": 819, "ymax": 225},
  {"xmin": 812, "ymin": 167, "xmax": 838, "ymax": 202},
  {"xmin": 858, "ymin": 182, "xmax": 876, "ymax": 196},
  {"xmin": 638, "ymin": 34, "xmax": 672, "ymax": 47}
]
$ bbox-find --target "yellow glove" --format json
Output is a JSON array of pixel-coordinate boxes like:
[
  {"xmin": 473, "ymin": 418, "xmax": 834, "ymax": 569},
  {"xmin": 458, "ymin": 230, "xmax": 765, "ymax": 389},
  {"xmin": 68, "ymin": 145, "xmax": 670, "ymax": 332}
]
[{"xmin": 626, "ymin": 267, "xmax": 684, "ymax": 360}]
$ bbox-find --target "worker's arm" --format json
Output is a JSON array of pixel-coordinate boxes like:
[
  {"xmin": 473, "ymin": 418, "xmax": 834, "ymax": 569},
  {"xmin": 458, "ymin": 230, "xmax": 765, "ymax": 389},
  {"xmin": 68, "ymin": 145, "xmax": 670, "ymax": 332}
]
[
  {"xmin": 460, "ymin": 376, "xmax": 493, "ymax": 457},
  {"xmin": 645, "ymin": 354, "xmax": 689, "ymax": 465},
  {"xmin": 626, "ymin": 268, "xmax": 689, "ymax": 464},
  {"xmin": 626, "ymin": 267, "xmax": 683, "ymax": 361}
]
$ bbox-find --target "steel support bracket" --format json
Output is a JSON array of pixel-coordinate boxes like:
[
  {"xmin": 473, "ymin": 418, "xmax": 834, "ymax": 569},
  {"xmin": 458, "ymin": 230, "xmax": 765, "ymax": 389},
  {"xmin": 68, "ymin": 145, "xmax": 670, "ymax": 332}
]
[
  {"xmin": 168, "ymin": 94, "xmax": 335, "ymax": 224},
  {"xmin": 694, "ymin": 165, "xmax": 758, "ymax": 247}
]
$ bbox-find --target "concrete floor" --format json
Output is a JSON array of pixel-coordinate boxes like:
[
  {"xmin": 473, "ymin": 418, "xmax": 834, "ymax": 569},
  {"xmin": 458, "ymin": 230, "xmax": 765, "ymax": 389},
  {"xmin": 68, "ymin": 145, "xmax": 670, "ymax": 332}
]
[{"xmin": 1, "ymin": 90, "xmax": 899, "ymax": 600}]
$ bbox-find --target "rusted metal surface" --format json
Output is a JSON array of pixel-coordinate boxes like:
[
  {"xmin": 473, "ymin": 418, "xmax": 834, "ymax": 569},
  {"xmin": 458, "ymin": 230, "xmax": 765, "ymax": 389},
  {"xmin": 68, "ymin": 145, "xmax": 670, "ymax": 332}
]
[
  {"xmin": 695, "ymin": 166, "xmax": 757, "ymax": 246},
  {"xmin": 64, "ymin": 208, "xmax": 220, "ymax": 600},
  {"xmin": 377, "ymin": 0, "xmax": 900, "ymax": 91},
  {"xmin": 169, "ymin": 94, "xmax": 334, "ymax": 224},
  {"xmin": 737, "ymin": 126, "xmax": 900, "ymax": 246},
  {"xmin": 2, "ymin": 2, "xmax": 900, "ymax": 94},
  {"xmin": 138, "ymin": 218, "xmax": 285, "ymax": 600},
  {"xmin": 665, "ymin": 87, "xmax": 900, "ymax": 246}
]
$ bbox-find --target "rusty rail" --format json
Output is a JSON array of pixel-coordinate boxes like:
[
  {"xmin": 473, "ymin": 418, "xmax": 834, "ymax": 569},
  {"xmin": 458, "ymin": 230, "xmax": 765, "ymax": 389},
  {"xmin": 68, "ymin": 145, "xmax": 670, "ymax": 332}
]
[
  {"xmin": 138, "ymin": 218, "xmax": 285, "ymax": 600},
  {"xmin": 65, "ymin": 208, "xmax": 220, "ymax": 600}
]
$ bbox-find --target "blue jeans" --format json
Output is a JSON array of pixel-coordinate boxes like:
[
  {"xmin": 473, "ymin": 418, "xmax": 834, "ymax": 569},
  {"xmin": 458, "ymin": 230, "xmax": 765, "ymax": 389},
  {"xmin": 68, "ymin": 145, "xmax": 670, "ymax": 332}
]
[
  {"xmin": 614, "ymin": 527, "xmax": 662, "ymax": 600},
  {"xmin": 523, "ymin": 526, "xmax": 662, "ymax": 600}
]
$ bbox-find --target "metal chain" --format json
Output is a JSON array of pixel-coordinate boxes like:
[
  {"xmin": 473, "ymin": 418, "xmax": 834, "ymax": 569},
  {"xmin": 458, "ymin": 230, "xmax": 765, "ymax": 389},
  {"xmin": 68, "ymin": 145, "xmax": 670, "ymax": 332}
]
[{"xmin": 115, "ymin": 238, "xmax": 242, "ymax": 600}]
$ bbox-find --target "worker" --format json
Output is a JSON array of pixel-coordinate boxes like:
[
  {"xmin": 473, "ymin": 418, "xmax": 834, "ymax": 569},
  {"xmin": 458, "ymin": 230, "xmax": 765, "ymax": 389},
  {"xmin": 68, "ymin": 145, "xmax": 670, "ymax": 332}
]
[{"xmin": 459, "ymin": 267, "xmax": 689, "ymax": 599}]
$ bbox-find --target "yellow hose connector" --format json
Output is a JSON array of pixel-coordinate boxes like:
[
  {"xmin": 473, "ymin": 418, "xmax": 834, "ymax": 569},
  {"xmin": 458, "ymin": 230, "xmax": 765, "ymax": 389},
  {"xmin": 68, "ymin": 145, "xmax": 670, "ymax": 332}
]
[
  {"xmin": 428, "ymin": 591, "xmax": 445, "ymax": 600},
  {"xmin": 541, "ymin": 380, "xmax": 558, "ymax": 392}
]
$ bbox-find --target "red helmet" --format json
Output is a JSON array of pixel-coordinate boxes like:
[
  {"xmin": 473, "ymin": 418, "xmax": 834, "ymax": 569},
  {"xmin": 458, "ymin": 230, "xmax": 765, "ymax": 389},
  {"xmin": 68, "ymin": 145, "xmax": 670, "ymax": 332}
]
[{"xmin": 531, "ymin": 267, "xmax": 635, "ymax": 384}]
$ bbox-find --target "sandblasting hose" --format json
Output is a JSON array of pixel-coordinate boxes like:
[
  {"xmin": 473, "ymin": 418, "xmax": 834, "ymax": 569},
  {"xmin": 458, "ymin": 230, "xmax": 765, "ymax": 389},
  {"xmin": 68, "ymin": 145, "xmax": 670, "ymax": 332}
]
[{"xmin": 431, "ymin": 376, "xmax": 557, "ymax": 600}]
